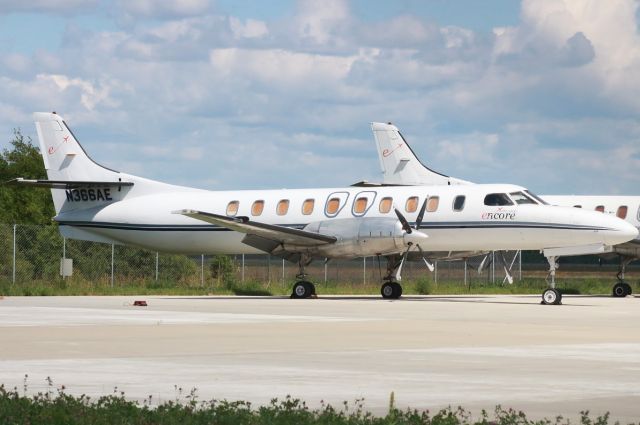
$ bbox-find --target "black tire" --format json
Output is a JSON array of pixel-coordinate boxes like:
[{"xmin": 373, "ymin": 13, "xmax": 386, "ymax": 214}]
[
  {"xmin": 307, "ymin": 282, "xmax": 317, "ymax": 295},
  {"xmin": 381, "ymin": 282, "xmax": 396, "ymax": 299},
  {"xmin": 392, "ymin": 282, "xmax": 403, "ymax": 298},
  {"xmin": 542, "ymin": 288, "xmax": 561, "ymax": 305},
  {"xmin": 612, "ymin": 282, "xmax": 628, "ymax": 298},
  {"xmin": 292, "ymin": 281, "xmax": 312, "ymax": 299},
  {"xmin": 623, "ymin": 283, "xmax": 632, "ymax": 296}
]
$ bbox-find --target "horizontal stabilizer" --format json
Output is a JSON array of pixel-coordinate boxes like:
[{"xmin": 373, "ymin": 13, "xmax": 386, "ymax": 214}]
[
  {"xmin": 6, "ymin": 178, "xmax": 134, "ymax": 189},
  {"xmin": 174, "ymin": 209, "xmax": 336, "ymax": 249}
]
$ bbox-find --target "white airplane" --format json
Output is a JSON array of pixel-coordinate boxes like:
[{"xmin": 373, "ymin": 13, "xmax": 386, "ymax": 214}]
[
  {"xmin": 9, "ymin": 113, "xmax": 638, "ymax": 305},
  {"xmin": 371, "ymin": 122, "xmax": 640, "ymax": 297}
]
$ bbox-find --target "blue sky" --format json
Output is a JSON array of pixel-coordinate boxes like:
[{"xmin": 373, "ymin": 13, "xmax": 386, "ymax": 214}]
[{"xmin": 0, "ymin": 0, "xmax": 639, "ymax": 195}]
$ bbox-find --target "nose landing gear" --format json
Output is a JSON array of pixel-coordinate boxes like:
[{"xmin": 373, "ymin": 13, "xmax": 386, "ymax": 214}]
[{"xmin": 542, "ymin": 256, "xmax": 562, "ymax": 305}]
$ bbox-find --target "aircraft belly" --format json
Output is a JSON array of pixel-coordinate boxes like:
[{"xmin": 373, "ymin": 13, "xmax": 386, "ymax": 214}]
[{"xmin": 66, "ymin": 226, "xmax": 262, "ymax": 255}]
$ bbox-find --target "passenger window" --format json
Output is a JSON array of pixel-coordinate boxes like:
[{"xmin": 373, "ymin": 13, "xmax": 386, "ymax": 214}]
[
  {"xmin": 617, "ymin": 206, "xmax": 628, "ymax": 219},
  {"xmin": 427, "ymin": 196, "xmax": 439, "ymax": 212},
  {"xmin": 595, "ymin": 205, "xmax": 605, "ymax": 213},
  {"xmin": 484, "ymin": 193, "xmax": 514, "ymax": 206},
  {"xmin": 405, "ymin": 196, "xmax": 419, "ymax": 213},
  {"xmin": 326, "ymin": 198, "xmax": 341, "ymax": 215},
  {"xmin": 277, "ymin": 199, "xmax": 289, "ymax": 216},
  {"xmin": 379, "ymin": 197, "xmax": 393, "ymax": 213},
  {"xmin": 573, "ymin": 205, "xmax": 582, "ymax": 208},
  {"xmin": 226, "ymin": 200, "xmax": 239, "ymax": 216},
  {"xmin": 251, "ymin": 200, "xmax": 264, "ymax": 216},
  {"xmin": 354, "ymin": 197, "xmax": 368, "ymax": 214},
  {"xmin": 509, "ymin": 191, "xmax": 536, "ymax": 205},
  {"xmin": 302, "ymin": 199, "xmax": 315, "ymax": 215},
  {"xmin": 453, "ymin": 195, "xmax": 465, "ymax": 211}
]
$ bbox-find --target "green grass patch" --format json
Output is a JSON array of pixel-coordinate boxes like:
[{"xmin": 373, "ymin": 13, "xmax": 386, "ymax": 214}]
[
  {"xmin": 0, "ymin": 384, "xmax": 629, "ymax": 425},
  {"xmin": 0, "ymin": 276, "xmax": 634, "ymax": 297}
]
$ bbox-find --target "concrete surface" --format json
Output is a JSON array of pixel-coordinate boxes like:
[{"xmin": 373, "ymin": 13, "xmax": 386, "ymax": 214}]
[{"xmin": 0, "ymin": 294, "xmax": 639, "ymax": 422}]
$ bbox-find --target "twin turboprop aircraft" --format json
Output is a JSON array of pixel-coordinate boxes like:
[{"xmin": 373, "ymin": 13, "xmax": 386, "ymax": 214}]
[
  {"xmin": 10, "ymin": 112, "xmax": 638, "ymax": 304},
  {"xmin": 371, "ymin": 122, "xmax": 640, "ymax": 297}
]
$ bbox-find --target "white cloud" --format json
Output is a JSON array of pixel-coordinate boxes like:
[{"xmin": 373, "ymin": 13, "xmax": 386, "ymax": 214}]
[
  {"xmin": 2, "ymin": 0, "xmax": 640, "ymax": 195},
  {"xmin": 229, "ymin": 17, "xmax": 268, "ymax": 39},
  {"xmin": 115, "ymin": 0, "xmax": 212, "ymax": 19},
  {"xmin": 0, "ymin": 0, "xmax": 97, "ymax": 14}
]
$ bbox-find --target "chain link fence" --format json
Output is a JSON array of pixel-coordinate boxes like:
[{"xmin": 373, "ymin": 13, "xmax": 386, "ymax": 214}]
[{"xmin": 0, "ymin": 223, "xmax": 635, "ymax": 291}]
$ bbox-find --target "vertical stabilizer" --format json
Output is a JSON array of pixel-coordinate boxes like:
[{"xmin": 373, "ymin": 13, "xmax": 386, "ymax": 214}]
[
  {"xmin": 33, "ymin": 112, "xmax": 123, "ymax": 212},
  {"xmin": 371, "ymin": 122, "xmax": 472, "ymax": 186}
]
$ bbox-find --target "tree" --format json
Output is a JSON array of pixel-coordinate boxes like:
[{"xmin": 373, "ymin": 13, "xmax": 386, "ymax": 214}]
[{"xmin": 0, "ymin": 129, "xmax": 55, "ymax": 224}]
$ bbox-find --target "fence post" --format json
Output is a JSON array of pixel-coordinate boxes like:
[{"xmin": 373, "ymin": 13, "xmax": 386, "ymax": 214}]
[
  {"xmin": 363, "ymin": 257, "xmax": 366, "ymax": 285},
  {"xmin": 110, "ymin": 244, "xmax": 114, "ymax": 288},
  {"xmin": 434, "ymin": 260, "xmax": 438, "ymax": 287},
  {"xmin": 518, "ymin": 250, "xmax": 522, "ymax": 281},
  {"xmin": 241, "ymin": 254, "xmax": 245, "ymax": 282},
  {"xmin": 155, "ymin": 252, "xmax": 159, "ymax": 281},
  {"xmin": 464, "ymin": 258, "xmax": 468, "ymax": 289},
  {"xmin": 491, "ymin": 251, "xmax": 495, "ymax": 284},
  {"xmin": 201, "ymin": 254, "xmax": 204, "ymax": 287},
  {"xmin": 12, "ymin": 224, "xmax": 16, "ymax": 284},
  {"xmin": 324, "ymin": 260, "xmax": 327, "ymax": 284},
  {"xmin": 282, "ymin": 258, "xmax": 285, "ymax": 286}
]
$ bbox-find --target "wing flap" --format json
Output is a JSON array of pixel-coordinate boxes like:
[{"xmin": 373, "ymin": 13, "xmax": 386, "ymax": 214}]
[{"xmin": 175, "ymin": 209, "xmax": 336, "ymax": 247}]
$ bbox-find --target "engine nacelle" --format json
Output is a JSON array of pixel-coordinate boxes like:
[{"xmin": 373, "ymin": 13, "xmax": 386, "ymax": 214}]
[{"xmin": 283, "ymin": 217, "xmax": 406, "ymax": 259}]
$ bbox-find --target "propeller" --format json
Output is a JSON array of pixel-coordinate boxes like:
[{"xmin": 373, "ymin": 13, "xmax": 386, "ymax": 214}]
[{"xmin": 393, "ymin": 200, "xmax": 435, "ymax": 276}]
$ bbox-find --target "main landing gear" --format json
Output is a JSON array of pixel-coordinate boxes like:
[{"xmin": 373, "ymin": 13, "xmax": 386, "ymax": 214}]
[
  {"xmin": 290, "ymin": 255, "xmax": 317, "ymax": 299},
  {"xmin": 380, "ymin": 255, "xmax": 404, "ymax": 300},
  {"xmin": 541, "ymin": 255, "xmax": 562, "ymax": 305},
  {"xmin": 612, "ymin": 256, "xmax": 634, "ymax": 298}
]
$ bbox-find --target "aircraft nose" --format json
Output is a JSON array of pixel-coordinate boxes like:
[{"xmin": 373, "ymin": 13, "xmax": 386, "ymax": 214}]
[{"xmin": 601, "ymin": 215, "xmax": 639, "ymax": 245}]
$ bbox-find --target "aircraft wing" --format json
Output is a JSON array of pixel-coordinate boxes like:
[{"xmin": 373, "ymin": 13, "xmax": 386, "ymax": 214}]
[{"xmin": 175, "ymin": 209, "xmax": 336, "ymax": 248}]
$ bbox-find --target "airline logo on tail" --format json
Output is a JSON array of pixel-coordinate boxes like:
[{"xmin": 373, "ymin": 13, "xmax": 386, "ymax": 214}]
[{"xmin": 47, "ymin": 134, "xmax": 70, "ymax": 155}]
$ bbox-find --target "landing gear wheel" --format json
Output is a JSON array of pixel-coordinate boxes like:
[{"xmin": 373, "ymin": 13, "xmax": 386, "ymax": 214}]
[
  {"xmin": 612, "ymin": 282, "xmax": 631, "ymax": 297},
  {"xmin": 381, "ymin": 282, "xmax": 402, "ymax": 299},
  {"xmin": 542, "ymin": 288, "xmax": 562, "ymax": 305},
  {"xmin": 291, "ymin": 281, "xmax": 313, "ymax": 299}
]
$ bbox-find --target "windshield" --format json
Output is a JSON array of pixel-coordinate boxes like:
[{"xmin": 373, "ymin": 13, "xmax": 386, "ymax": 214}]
[
  {"xmin": 509, "ymin": 191, "xmax": 537, "ymax": 205},
  {"xmin": 524, "ymin": 190, "xmax": 548, "ymax": 205},
  {"xmin": 484, "ymin": 193, "xmax": 514, "ymax": 206}
]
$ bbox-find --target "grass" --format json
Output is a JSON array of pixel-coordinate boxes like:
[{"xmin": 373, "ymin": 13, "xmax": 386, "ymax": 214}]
[
  {"xmin": 0, "ymin": 275, "xmax": 635, "ymax": 297},
  {"xmin": 0, "ymin": 382, "xmax": 630, "ymax": 425}
]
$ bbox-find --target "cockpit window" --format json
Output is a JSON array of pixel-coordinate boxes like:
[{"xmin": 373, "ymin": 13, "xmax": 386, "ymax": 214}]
[
  {"xmin": 524, "ymin": 190, "xmax": 548, "ymax": 205},
  {"xmin": 484, "ymin": 193, "xmax": 514, "ymax": 206},
  {"xmin": 509, "ymin": 191, "xmax": 536, "ymax": 205}
]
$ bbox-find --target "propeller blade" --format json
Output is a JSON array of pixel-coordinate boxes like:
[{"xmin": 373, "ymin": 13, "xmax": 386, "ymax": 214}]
[
  {"xmin": 415, "ymin": 199, "xmax": 428, "ymax": 229},
  {"xmin": 503, "ymin": 266, "xmax": 514, "ymax": 285},
  {"xmin": 416, "ymin": 244, "xmax": 435, "ymax": 272},
  {"xmin": 394, "ymin": 208, "xmax": 412, "ymax": 234},
  {"xmin": 394, "ymin": 247, "xmax": 410, "ymax": 281}
]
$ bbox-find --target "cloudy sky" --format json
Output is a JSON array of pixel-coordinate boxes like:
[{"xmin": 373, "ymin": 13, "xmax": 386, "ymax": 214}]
[{"xmin": 1, "ymin": 0, "xmax": 639, "ymax": 195}]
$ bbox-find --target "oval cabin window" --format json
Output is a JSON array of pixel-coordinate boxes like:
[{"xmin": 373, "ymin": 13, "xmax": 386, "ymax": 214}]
[
  {"xmin": 326, "ymin": 198, "xmax": 341, "ymax": 215},
  {"xmin": 251, "ymin": 200, "xmax": 264, "ymax": 216},
  {"xmin": 354, "ymin": 197, "xmax": 368, "ymax": 214},
  {"xmin": 277, "ymin": 199, "xmax": 289, "ymax": 216},
  {"xmin": 405, "ymin": 196, "xmax": 419, "ymax": 213},
  {"xmin": 617, "ymin": 206, "xmax": 628, "ymax": 219},
  {"xmin": 226, "ymin": 200, "xmax": 239, "ymax": 216},
  {"xmin": 595, "ymin": 205, "xmax": 605, "ymax": 213},
  {"xmin": 427, "ymin": 196, "xmax": 439, "ymax": 212},
  {"xmin": 379, "ymin": 197, "xmax": 392, "ymax": 213},
  {"xmin": 302, "ymin": 199, "xmax": 315, "ymax": 215}
]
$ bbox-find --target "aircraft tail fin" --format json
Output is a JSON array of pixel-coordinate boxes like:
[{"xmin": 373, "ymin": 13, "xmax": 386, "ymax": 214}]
[
  {"xmin": 371, "ymin": 122, "xmax": 472, "ymax": 186},
  {"xmin": 33, "ymin": 112, "xmax": 129, "ymax": 213}
]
